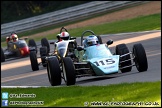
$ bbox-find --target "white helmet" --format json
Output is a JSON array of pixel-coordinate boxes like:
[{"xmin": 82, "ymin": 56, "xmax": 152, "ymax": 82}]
[
  {"xmin": 11, "ymin": 34, "xmax": 18, "ymax": 42},
  {"xmin": 60, "ymin": 32, "xmax": 70, "ymax": 40}
]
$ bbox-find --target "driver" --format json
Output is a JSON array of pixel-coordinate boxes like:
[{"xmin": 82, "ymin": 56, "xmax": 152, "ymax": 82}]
[
  {"xmin": 11, "ymin": 33, "xmax": 19, "ymax": 42},
  {"xmin": 6, "ymin": 36, "xmax": 11, "ymax": 49},
  {"xmin": 56, "ymin": 31, "xmax": 70, "ymax": 42},
  {"xmin": 83, "ymin": 35, "xmax": 99, "ymax": 48},
  {"xmin": 6, "ymin": 36, "xmax": 11, "ymax": 43}
]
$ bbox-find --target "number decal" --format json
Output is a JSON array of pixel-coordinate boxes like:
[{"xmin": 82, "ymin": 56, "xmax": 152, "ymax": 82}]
[
  {"xmin": 93, "ymin": 59, "xmax": 115, "ymax": 66},
  {"xmin": 93, "ymin": 61, "xmax": 99, "ymax": 66},
  {"xmin": 99, "ymin": 60, "xmax": 105, "ymax": 65},
  {"xmin": 105, "ymin": 59, "xmax": 115, "ymax": 64}
]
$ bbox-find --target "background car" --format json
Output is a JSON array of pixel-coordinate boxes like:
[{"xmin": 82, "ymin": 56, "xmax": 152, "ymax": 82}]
[
  {"xmin": 1, "ymin": 37, "xmax": 37, "ymax": 62},
  {"xmin": 29, "ymin": 27, "xmax": 77, "ymax": 71}
]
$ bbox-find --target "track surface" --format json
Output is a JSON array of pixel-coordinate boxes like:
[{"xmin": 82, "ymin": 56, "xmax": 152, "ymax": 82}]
[{"xmin": 1, "ymin": 30, "xmax": 161, "ymax": 87}]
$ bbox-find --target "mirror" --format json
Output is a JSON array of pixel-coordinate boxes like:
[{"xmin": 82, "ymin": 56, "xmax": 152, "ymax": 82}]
[
  {"xmin": 70, "ymin": 37, "xmax": 76, "ymax": 40},
  {"xmin": 24, "ymin": 37, "xmax": 28, "ymax": 40},
  {"xmin": 50, "ymin": 42, "xmax": 55, "ymax": 44},
  {"xmin": 106, "ymin": 40, "xmax": 113, "ymax": 45}
]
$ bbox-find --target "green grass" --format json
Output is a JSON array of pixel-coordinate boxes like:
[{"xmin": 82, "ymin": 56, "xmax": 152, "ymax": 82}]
[
  {"xmin": 1, "ymin": 81, "xmax": 161, "ymax": 107},
  {"xmin": 1, "ymin": 13, "xmax": 161, "ymax": 48}
]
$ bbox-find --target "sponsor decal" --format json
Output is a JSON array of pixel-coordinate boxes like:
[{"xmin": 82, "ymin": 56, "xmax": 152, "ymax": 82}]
[{"xmin": 104, "ymin": 66, "xmax": 115, "ymax": 69}]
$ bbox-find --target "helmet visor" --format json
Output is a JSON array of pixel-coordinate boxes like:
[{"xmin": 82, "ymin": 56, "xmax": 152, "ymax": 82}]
[
  {"xmin": 13, "ymin": 38, "xmax": 17, "ymax": 40},
  {"xmin": 87, "ymin": 40, "xmax": 98, "ymax": 46},
  {"xmin": 60, "ymin": 37, "xmax": 69, "ymax": 40}
]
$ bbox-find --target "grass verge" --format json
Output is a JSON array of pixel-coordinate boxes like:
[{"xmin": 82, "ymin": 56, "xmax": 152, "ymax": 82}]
[{"xmin": 1, "ymin": 81, "xmax": 161, "ymax": 107}]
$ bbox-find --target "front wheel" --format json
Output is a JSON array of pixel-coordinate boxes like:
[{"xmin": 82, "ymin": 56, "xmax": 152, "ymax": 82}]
[
  {"xmin": 47, "ymin": 57, "xmax": 61, "ymax": 86},
  {"xmin": 29, "ymin": 51, "xmax": 39, "ymax": 71},
  {"xmin": 116, "ymin": 43, "xmax": 132, "ymax": 73},
  {"xmin": 133, "ymin": 43, "xmax": 148, "ymax": 72},
  {"xmin": 62, "ymin": 57, "xmax": 76, "ymax": 86},
  {"xmin": 28, "ymin": 39, "xmax": 37, "ymax": 53},
  {"xmin": 40, "ymin": 46, "xmax": 48, "ymax": 67}
]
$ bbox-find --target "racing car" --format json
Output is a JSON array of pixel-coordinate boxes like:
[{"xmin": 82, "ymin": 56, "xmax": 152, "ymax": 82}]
[
  {"xmin": 47, "ymin": 30, "xmax": 148, "ymax": 86},
  {"xmin": 29, "ymin": 27, "xmax": 78, "ymax": 71},
  {"xmin": 1, "ymin": 37, "xmax": 37, "ymax": 62}
]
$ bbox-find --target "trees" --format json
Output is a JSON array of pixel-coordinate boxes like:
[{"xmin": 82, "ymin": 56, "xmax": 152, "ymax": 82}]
[{"xmin": 1, "ymin": 1, "xmax": 91, "ymax": 24}]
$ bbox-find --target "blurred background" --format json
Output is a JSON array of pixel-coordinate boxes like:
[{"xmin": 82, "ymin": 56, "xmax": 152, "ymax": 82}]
[{"xmin": 1, "ymin": 1, "xmax": 91, "ymax": 24}]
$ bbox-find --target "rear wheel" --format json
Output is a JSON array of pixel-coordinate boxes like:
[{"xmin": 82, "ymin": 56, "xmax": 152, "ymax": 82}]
[
  {"xmin": 28, "ymin": 39, "xmax": 37, "ymax": 53},
  {"xmin": 47, "ymin": 57, "xmax": 61, "ymax": 86},
  {"xmin": 40, "ymin": 47, "xmax": 48, "ymax": 67},
  {"xmin": 1, "ymin": 47, "xmax": 5, "ymax": 62},
  {"xmin": 41, "ymin": 38, "xmax": 50, "ymax": 53},
  {"xmin": 62, "ymin": 57, "xmax": 76, "ymax": 86},
  {"xmin": 116, "ymin": 43, "xmax": 132, "ymax": 73},
  {"xmin": 29, "ymin": 51, "xmax": 39, "ymax": 71},
  {"xmin": 133, "ymin": 43, "xmax": 148, "ymax": 72}
]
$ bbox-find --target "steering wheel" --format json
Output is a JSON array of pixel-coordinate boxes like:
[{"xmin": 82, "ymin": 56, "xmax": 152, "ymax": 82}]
[{"xmin": 81, "ymin": 30, "xmax": 95, "ymax": 46}]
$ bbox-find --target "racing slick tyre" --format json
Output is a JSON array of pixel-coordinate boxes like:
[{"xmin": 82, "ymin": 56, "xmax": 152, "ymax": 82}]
[
  {"xmin": 116, "ymin": 43, "xmax": 132, "ymax": 73},
  {"xmin": 41, "ymin": 38, "xmax": 50, "ymax": 53},
  {"xmin": 133, "ymin": 43, "xmax": 148, "ymax": 72},
  {"xmin": 97, "ymin": 36, "xmax": 103, "ymax": 44},
  {"xmin": 62, "ymin": 57, "xmax": 76, "ymax": 86},
  {"xmin": 47, "ymin": 57, "xmax": 61, "ymax": 86},
  {"xmin": 40, "ymin": 46, "xmax": 48, "ymax": 67},
  {"xmin": 28, "ymin": 39, "xmax": 37, "ymax": 54},
  {"xmin": 30, "ymin": 51, "xmax": 39, "ymax": 71},
  {"xmin": 1, "ymin": 47, "xmax": 5, "ymax": 62}
]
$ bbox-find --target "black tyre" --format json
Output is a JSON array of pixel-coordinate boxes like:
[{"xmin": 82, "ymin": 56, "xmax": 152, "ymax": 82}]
[
  {"xmin": 41, "ymin": 38, "xmax": 50, "ymax": 53},
  {"xmin": 29, "ymin": 51, "xmax": 39, "ymax": 71},
  {"xmin": 62, "ymin": 57, "xmax": 76, "ymax": 86},
  {"xmin": 40, "ymin": 46, "xmax": 48, "ymax": 67},
  {"xmin": 47, "ymin": 57, "xmax": 61, "ymax": 86},
  {"xmin": 116, "ymin": 43, "xmax": 132, "ymax": 73},
  {"xmin": 97, "ymin": 36, "xmax": 103, "ymax": 44},
  {"xmin": 133, "ymin": 43, "xmax": 148, "ymax": 72},
  {"xmin": 28, "ymin": 39, "xmax": 37, "ymax": 53},
  {"xmin": 1, "ymin": 48, "xmax": 5, "ymax": 62}
]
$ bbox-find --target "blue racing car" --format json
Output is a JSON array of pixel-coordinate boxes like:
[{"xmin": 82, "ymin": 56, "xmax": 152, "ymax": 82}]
[{"xmin": 47, "ymin": 30, "xmax": 148, "ymax": 86}]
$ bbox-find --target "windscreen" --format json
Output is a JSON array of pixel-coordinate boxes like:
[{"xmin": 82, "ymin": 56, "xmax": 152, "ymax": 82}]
[{"xmin": 85, "ymin": 44, "xmax": 113, "ymax": 59}]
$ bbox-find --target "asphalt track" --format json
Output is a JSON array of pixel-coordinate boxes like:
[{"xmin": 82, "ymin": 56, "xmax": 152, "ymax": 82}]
[{"xmin": 1, "ymin": 30, "xmax": 161, "ymax": 87}]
